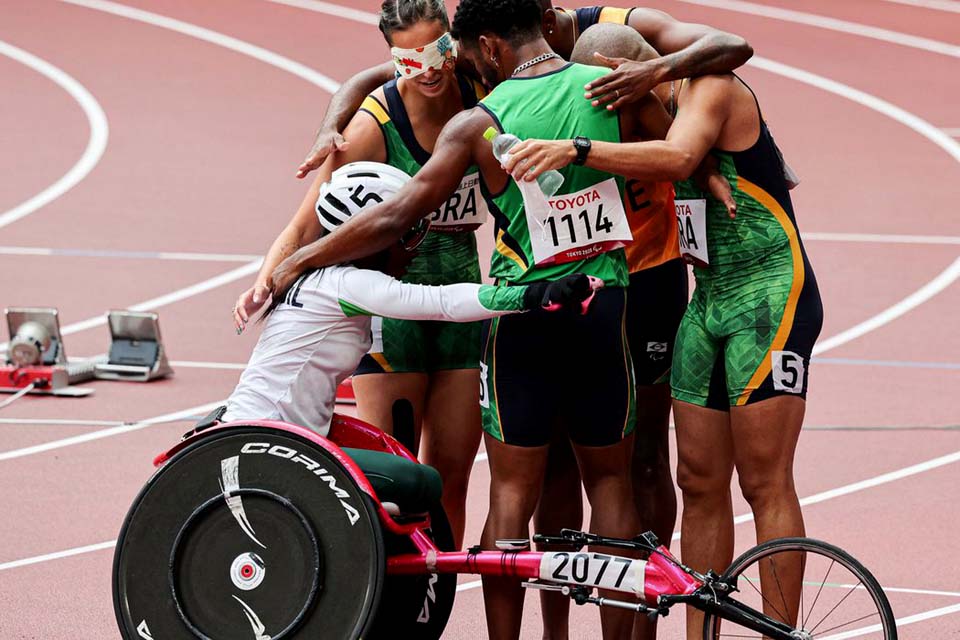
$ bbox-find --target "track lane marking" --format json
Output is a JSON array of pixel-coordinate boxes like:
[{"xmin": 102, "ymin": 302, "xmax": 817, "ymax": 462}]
[
  {"xmin": 262, "ymin": 0, "xmax": 379, "ymax": 24},
  {"xmin": 60, "ymin": 0, "xmax": 341, "ymax": 93},
  {"xmin": 670, "ymin": 0, "xmax": 960, "ymax": 58},
  {"xmin": 0, "ymin": 400, "xmax": 223, "ymax": 461},
  {"xmin": 0, "ymin": 246, "xmax": 261, "ymax": 262},
  {"xmin": 813, "ymin": 257, "xmax": 960, "ymax": 355},
  {"xmin": 880, "ymin": 0, "xmax": 960, "ymax": 13},
  {"xmin": 0, "ymin": 40, "xmax": 109, "ymax": 230},
  {"xmin": 0, "ymin": 259, "xmax": 262, "ymax": 355}
]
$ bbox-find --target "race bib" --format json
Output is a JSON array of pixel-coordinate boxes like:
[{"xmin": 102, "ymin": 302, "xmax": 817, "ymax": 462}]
[
  {"xmin": 428, "ymin": 172, "xmax": 488, "ymax": 232},
  {"xmin": 520, "ymin": 178, "xmax": 632, "ymax": 266},
  {"xmin": 675, "ymin": 198, "xmax": 709, "ymax": 267}
]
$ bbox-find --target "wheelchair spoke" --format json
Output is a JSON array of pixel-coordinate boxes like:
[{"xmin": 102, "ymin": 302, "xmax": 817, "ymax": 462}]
[
  {"xmin": 808, "ymin": 580, "xmax": 863, "ymax": 635},
  {"xmin": 802, "ymin": 558, "xmax": 835, "ymax": 630}
]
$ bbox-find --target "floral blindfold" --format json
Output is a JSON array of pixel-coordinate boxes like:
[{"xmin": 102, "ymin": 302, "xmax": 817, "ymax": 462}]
[{"xmin": 391, "ymin": 32, "xmax": 457, "ymax": 79}]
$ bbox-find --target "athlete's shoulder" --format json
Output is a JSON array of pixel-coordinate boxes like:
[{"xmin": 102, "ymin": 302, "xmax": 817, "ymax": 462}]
[{"xmin": 358, "ymin": 86, "xmax": 391, "ymax": 127}]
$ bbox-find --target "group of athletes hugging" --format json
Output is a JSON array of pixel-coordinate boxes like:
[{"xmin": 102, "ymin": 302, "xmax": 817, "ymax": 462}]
[{"xmin": 223, "ymin": 0, "xmax": 825, "ymax": 638}]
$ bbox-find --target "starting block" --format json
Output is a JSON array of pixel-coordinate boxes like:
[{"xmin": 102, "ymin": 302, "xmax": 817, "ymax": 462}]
[
  {"xmin": 2, "ymin": 307, "xmax": 174, "ymax": 399},
  {"xmin": 94, "ymin": 310, "xmax": 173, "ymax": 382},
  {"xmin": 2, "ymin": 307, "xmax": 95, "ymax": 396}
]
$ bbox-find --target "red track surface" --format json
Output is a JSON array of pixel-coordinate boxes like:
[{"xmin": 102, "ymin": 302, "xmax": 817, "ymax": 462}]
[{"xmin": 1, "ymin": 0, "xmax": 958, "ymax": 637}]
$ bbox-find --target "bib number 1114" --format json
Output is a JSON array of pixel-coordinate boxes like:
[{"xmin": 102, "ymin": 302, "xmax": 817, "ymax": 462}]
[{"xmin": 545, "ymin": 207, "xmax": 615, "ymax": 246}]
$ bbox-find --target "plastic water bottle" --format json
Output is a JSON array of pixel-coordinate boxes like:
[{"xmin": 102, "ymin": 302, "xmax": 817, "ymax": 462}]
[{"xmin": 484, "ymin": 128, "xmax": 564, "ymax": 198}]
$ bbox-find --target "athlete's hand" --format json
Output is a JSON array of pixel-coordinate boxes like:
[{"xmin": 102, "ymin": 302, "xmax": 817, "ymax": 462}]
[
  {"xmin": 584, "ymin": 54, "xmax": 662, "ymax": 111},
  {"xmin": 269, "ymin": 258, "xmax": 302, "ymax": 308},
  {"xmin": 501, "ymin": 139, "xmax": 576, "ymax": 182},
  {"xmin": 524, "ymin": 274, "xmax": 604, "ymax": 314},
  {"xmin": 296, "ymin": 128, "xmax": 350, "ymax": 179},
  {"xmin": 233, "ymin": 281, "xmax": 272, "ymax": 334},
  {"xmin": 693, "ymin": 157, "xmax": 738, "ymax": 219}
]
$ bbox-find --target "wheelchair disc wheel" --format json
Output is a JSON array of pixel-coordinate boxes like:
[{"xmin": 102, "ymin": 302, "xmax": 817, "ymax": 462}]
[
  {"xmin": 703, "ymin": 537, "xmax": 897, "ymax": 639},
  {"xmin": 113, "ymin": 426, "xmax": 385, "ymax": 640},
  {"xmin": 369, "ymin": 504, "xmax": 457, "ymax": 639}
]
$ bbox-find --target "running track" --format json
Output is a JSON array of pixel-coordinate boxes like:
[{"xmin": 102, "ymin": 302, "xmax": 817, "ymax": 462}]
[{"xmin": 0, "ymin": 0, "xmax": 957, "ymax": 637}]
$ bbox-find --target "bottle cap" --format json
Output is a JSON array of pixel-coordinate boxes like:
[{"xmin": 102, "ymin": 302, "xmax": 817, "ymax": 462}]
[{"xmin": 483, "ymin": 127, "xmax": 499, "ymax": 142}]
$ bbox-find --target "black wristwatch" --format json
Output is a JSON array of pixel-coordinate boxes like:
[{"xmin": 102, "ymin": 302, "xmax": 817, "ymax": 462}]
[{"xmin": 572, "ymin": 136, "xmax": 592, "ymax": 165}]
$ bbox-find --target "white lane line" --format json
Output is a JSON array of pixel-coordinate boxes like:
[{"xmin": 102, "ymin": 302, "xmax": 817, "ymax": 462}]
[
  {"xmin": 672, "ymin": 0, "xmax": 960, "ymax": 58},
  {"xmin": 0, "ymin": 259, "xmax": 262, "ymax": 355},
  {"xmin": 697, "ymin": 449, "xmax": 960, "ymax": 538},
  {"xmin": 0, "ymin": 418, "xmax": 129, "ymax": 426},
  {"xmin": 263, "ymin": 0, "xmax": 379, "ymax": 24},
  {"xmin": 0, "ymin": 400, "xmax": 223, "ymax": 461},
  {"xmin": 0, "ymin": 540, "xmax": 116, "ymax": 572},
  {"xmin": 0, "ymin": 246, "xmax": 260, "ymax": 262},
  {"xmin": 65, "ymin": 259, "xmax": 262, "ymax": 338},
  {"xmin": 804, "ymin": 232, "xmax": 960, "ymax": 245},
  {"xmin": 813, "ymin": 257, "xmax": 960, "ymax": 355},
  {"xmin": 60, "ymin": 0, "xmax": 341, "ymax": 93},
  {"xmin": 814, "ymin": 357, "xmax": 960, "ymax": 370},
  {"xmin": 0, "ymin": 40, "xmax": 109, "ymax": 230},
  {"xmin": 4, "ymin": 449, "xmax": 959, "ymax": 572},
  {"xmin": 880, "ymin": 0, "xmax": 960, "ymax": 13},
  {"xmin": 820, "ymin": 602, "xmax": 960, "ymax": 639},
  {"xmin": 170, "ymin": 360, "xmax": 247, "ymax": 370},
  {"xmin": 742, "ymin": 55, "xmax": 960, "ymax": 355},
  {"xmin": 6, "ymin": 0, "xmax": 346, "ymax": 354}
]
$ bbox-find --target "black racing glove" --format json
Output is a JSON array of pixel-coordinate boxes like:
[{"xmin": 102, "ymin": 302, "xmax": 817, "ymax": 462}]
[{"xmin": 522, "ymin": 274, "xmax": 602, "ymax": 314}]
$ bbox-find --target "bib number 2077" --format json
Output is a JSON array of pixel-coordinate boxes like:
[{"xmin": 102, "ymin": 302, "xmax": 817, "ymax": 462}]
[{"xmin": 539, "ymin": 551, "xmax": 644, "ymax": 595}]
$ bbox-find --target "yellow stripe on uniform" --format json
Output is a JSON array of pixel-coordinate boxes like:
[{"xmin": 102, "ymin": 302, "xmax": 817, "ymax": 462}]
[
  {"xmin": 735, "ymin": 177, "xmax": 805, "ymax": 406},
  {"xmin": 471, "ymin": 79, "xmax": 488, "ymax": 100},
  {"xmin": 360, "ymin": 96, "xmax": 390, "ymax": 125},
  {"xmin": 370, "ymin": 352, "xmax": 394, "ymax": 373},
  {"xmin": 599, "ymin": 7, "xmax": 631, "ymax": 25},
  {"xmin": 496, "ymin": 229, "xmax": 528, "ymax": 272}
]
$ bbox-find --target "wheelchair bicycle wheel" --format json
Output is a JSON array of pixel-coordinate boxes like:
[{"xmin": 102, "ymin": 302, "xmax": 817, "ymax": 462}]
[
  {"xmin": 703, "ymin": 537, "xmax": 897, "ymax": 639},
  {"xmin": 369, "ymin": 503, "xmax": 457, "ymax": 639},
  {"xmin": 113, "ymin": 426, "xmax": 385, "ymax": 639}
]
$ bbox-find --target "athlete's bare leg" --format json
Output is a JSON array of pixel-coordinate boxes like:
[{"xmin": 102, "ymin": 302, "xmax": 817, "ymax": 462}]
[
  {"xmin": 420, "ymin": 368, "xmax": 483, "ymax": 548},
  {"xmin": 632, "ymin": 384, "xmax": 677, "ymax": 546},
  {"xmin": 573, "ymin": 436, "xmax": 642, "ymax": 640},
  {"xmin": 730, "ymin": 396, "xmax": 806, "ymax": 627},
  {"xmin": 534, "ymin": 435, "xmax": 583, "ymax": 640},
  {"xmin": 353, "ymin": 372, "xmax": 429, "ymax": 441},
  {"xmin": 674, "ymin": 401, "xmax": 735, "ymax": 640},
  {"xmin": 481, "ymin": 435, "xmax": 551, "ymax": 640}
]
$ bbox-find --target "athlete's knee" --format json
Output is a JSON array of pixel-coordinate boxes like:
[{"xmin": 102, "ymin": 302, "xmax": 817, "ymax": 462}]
[
  {"xmin": 737, "ymin": 469, "xmax": 796, "ymax": 510},
  {"xmin": 677, "ymin": 456, "xmax": 729, "ymax": 502}
]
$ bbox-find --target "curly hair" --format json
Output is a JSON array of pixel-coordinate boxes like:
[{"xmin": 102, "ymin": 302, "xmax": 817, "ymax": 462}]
[
  {"xmin": 451, "ymin": 0, "xmax": 543, "ymax": 46},
  {"xmin": 378, "ymin": 0, "xmax": 450, "ymax": 44}
]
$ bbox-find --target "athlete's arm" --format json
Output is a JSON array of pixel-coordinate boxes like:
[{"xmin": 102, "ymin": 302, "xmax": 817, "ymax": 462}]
[
  {"xmin": 270, "ymin": 108, "xmax": 496, "ymax": 299},
  {"xmin": 507, "ymin": 76, "xmax": 731, "ymax": 184},
  {"xmin": 234, "ymin": 112, "xmax": 387, "ymax": 332},
  {"xmin": 296, "ymin": 61, "xmax": 395, "ymax": 179},
  {"xmin": 584, "ymin": 9, "xmax": 752, "ymax": 110},
  {"xmin": 587, "ymin": 76, "xmax": 731, "ymax": 180},
  {"xmin": 337, "ymin": 270, "xmax": 600, "ymax": 321},
  {"xmin": 502, "ymin": 90, "xmax": 669, "ymax": 180}
]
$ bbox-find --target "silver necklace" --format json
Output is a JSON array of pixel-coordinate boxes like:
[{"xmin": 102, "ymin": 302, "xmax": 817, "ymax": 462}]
[{"xmin": 511, "ymin": 52, "xmax": 561, "ymax": 77}]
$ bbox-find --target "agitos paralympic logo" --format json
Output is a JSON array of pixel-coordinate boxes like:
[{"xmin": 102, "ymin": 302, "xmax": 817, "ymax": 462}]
[{"xmin": 240, "ymin": 442, "xmax": 361, "ymax": 525}]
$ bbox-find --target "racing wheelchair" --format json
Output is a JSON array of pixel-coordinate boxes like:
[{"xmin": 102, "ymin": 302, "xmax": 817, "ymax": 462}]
[{"xmin": 114, "ymin": 410, "xmax": 897, "ymax": 639}]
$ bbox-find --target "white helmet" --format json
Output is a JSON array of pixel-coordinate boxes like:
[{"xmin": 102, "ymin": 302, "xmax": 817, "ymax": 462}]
[{"xmin": 316, "ymin": 162, "xmax": 413, "ymax": 233}]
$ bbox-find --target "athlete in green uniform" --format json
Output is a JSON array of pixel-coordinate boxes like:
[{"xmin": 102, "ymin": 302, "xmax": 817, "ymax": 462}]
[
  {"xmin": 268, "ymin": 1, "xmax": 677, "ymax": 636},
  {"xmin": 234, "ymin": 0, "xmax": 486, "ymax": 550},
  {"xmin": 505, "ymin": 46, "xmax": 822, "ymax": 640}
]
